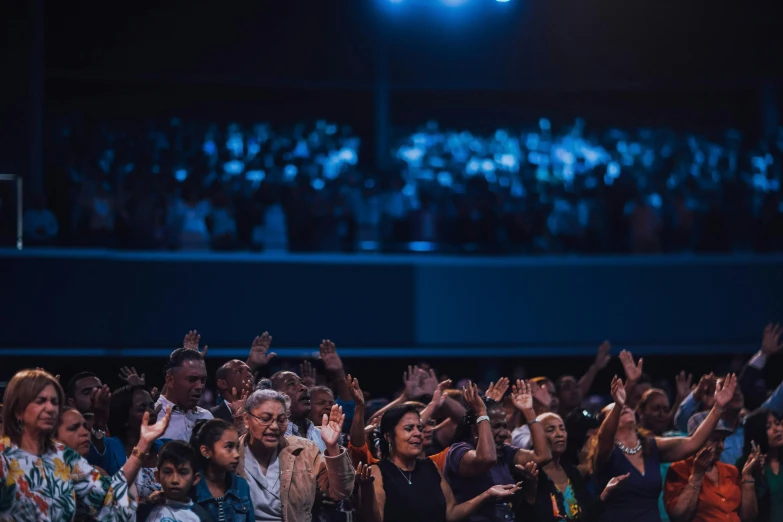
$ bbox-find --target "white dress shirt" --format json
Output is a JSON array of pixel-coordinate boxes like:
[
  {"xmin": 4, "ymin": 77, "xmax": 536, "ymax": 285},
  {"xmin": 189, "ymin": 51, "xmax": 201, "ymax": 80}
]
[{"xmin": 155, "ymin": 395, "xmax": 213, "ymax": 442}]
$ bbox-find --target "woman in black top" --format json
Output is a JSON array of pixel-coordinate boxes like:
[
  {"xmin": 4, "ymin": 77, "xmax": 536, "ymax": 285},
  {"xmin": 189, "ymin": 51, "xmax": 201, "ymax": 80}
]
[{"xmin": 361, "ymin": 404, "xmax": 521, "ymax": 522}]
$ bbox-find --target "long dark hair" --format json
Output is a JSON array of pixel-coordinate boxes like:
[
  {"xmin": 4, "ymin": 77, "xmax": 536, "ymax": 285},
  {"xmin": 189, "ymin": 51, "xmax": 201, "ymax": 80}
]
[
  {"xmin": 563, "ymin": 409, "xmax": 600, "ymax": 468},
  {"xmin": 744, "ymin": 408, "xmax": 782, "ymax": 457},
  {"xmin": 190, "ymin": 419, "xmax": 236, "ymax": 471},
  {"xmin": 107, "ymin": 385, "xmax": 147, "ymax": 443},
  {"xmin": 379, "ymin": 404, "xmax": 421, "ymax": 459}
]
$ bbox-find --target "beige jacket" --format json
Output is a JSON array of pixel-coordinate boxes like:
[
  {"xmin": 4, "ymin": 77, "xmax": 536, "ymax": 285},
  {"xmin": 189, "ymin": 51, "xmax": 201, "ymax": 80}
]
[{"xmin": 237, "ymin": 434, "xmax": 355, "ymax": 522}]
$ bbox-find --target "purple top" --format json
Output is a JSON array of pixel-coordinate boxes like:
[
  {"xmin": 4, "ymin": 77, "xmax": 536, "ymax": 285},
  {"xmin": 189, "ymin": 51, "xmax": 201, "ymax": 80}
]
[{"xmin": 444, "ymin": 441, "xmax": 519, "ymax": 522}]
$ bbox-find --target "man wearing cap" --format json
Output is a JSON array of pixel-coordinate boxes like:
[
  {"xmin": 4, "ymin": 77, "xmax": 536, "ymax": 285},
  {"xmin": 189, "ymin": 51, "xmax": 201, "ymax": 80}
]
[
  {"xmin": 663, "ymin": 415, "xmax": 762, "ymax": 522},
  {"xmin": 676, "ymin": 374, "xmax": 783, "ymax": 467}
]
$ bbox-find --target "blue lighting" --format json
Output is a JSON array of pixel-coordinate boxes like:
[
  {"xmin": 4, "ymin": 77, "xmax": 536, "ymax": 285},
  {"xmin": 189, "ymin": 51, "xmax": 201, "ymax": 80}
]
[
  {"xmin": 442, "ymin": 0, "xmax": 469, "ymax": 5},
  {"xmin": 496, "ymin": 0, "xmax": 510, "ymax": 2}
]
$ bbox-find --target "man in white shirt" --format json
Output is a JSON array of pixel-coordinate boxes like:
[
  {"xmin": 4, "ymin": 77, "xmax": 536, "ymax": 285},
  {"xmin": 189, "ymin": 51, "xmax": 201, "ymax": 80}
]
[{"xmin": 155, "ymin": 348, "xmax": 212, "ymax": 442}]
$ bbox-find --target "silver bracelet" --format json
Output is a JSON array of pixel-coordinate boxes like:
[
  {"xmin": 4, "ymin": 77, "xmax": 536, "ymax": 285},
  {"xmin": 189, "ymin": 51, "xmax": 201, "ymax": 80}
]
[{"xmin": 476, "ymin": 415, "xmax": 490, "ymax": 424}]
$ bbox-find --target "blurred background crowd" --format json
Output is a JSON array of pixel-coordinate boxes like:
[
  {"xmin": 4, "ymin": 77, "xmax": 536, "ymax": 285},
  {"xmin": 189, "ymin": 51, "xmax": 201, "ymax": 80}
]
[{"xmin": 24, "ymin": 115, "xmax": 783, "ymax": 254}]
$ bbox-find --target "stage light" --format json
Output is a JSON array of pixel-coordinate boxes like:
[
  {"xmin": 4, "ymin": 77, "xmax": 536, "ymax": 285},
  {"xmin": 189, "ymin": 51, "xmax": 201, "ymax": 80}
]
[
  {"xmin": 442, "ymin": 0, "xmax": 469, "ymax": 6},
  {"xmin": 496, "ymin": 0, "xmax": 511, "ymax": 2}
]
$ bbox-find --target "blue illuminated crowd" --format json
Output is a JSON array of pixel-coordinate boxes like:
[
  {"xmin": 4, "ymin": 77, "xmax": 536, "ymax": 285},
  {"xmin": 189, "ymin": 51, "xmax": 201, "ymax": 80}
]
[
  {"xmin": 28, "ymin": 116, "xmax": 783, "ymax": 253},
  {"xmin": 2, "ymin": 325, "xmax": 783, "ymax": 521}
]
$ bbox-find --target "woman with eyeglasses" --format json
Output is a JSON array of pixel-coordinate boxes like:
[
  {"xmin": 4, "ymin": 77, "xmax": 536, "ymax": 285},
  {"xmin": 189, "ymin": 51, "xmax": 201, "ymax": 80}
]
[{"xmin": 236, "ymin": 388, "xmax": 355, "ymax": 522}]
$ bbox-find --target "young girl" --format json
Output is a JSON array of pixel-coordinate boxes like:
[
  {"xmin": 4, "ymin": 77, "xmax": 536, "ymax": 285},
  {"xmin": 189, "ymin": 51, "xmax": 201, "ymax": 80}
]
[{"xmin": 190, "ymin": 419, "xmax": 254, "ymax": 521}]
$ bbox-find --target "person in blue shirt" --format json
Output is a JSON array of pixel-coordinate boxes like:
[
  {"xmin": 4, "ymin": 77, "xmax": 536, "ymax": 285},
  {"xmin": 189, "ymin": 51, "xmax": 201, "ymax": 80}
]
[
  {"xmin": 674, "ymin": 367, "xmax": 783, "ymax": 467},
  {"xmin": 191, "ymin": 418, "xmax": 253, "ymax": 522}
]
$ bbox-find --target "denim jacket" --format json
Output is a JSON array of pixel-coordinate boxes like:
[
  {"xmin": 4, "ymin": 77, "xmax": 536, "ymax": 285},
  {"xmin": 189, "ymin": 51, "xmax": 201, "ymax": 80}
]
[{"xmin": 194, "ymin": 472, "xmax": 254, "ymax": 522}]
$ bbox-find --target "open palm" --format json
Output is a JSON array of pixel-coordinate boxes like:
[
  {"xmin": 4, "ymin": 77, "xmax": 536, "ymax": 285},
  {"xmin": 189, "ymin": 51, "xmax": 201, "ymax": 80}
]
[
  {"xmin": 140, "ymin": 407, "xmax": 172, "ymax": 446},
  {"xmin": 714, "ymin": 374, "xmax": 737, "ymax": 409},
  {"xmin": 321, "ymin": 404, "xmax": 345, "ymax": 448}
]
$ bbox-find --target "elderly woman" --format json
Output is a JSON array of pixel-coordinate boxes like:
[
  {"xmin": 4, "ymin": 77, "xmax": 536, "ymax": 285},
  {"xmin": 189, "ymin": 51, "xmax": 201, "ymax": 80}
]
[
  {"xmin": 590, "ymin": 374, "xmax": 738, "ymax": 522},
  {"xmin": 237, "ymin": 388, "xmax": 355, "ymax": 522},
  {"xmin": 0, "ymin": 369, "xmax": 171, "ymax": 521},
  {"xmin": 664, "ymin": 417, "xmax": 762, "ymax": 522},
  {"xmin": 362, "ymin": 404, "xmax": 522, "ymax": 522}
]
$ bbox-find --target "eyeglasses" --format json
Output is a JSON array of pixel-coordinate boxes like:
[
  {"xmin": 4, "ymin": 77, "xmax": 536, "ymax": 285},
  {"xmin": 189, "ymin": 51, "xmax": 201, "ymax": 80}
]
[{"xmin": 246, "ymin": 410, "xmax": 289, "ymax": 427}]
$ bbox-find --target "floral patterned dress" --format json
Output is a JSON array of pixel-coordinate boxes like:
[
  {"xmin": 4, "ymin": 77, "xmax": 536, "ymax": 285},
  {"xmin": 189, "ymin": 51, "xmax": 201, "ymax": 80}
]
[{"xmin": 0, "ymin": 436, "xmax": 136, "ymax": 522}]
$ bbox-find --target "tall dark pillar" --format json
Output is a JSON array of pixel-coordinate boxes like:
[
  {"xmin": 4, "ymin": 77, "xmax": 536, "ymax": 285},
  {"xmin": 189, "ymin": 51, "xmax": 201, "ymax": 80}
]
[{"xmin": 28, "ymin": 0, "xmax": 44, "ymax": 196}]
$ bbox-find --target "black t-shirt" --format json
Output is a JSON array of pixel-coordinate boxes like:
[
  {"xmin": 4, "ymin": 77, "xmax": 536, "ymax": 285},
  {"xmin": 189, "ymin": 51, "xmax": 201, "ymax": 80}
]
[{"xmin": 378, "ymin": 458, "xmax": 447, "ymax": 522}]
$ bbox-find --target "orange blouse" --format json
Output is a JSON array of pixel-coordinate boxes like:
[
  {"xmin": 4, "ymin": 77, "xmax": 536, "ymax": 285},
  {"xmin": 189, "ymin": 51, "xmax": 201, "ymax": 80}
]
[
  {"xmin": 664, "ymin": 457, "xmax": 742, "ymax": 522},
  {"xmin": 348, "ymin": 442, "xmax": 449, "ymax": 474}
]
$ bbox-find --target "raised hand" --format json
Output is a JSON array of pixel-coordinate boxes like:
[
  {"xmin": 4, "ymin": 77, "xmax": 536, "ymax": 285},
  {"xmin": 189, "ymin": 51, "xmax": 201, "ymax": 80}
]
[
  {"xmin": 403, "ymin": 365, "xmax": 427, "ymax": 398},
  {"xmin": 150, "ymin": 387, "xmax": 160, "ymax": 402},
  {"xmin": 714, "ymin": 373, "xmax": 737, "ymax": 409},
  {"xmin": 462, "ymin": 381, "xmax": 488, "ymax": 417},
  {"xmin": 511, "ymin": 379, "xmax": 537, "ymax": 412},
  {"xmin": 300, "ymin": 360, "xmax": 317, "ymax": 388},
  {"xmin": 90, "ymin": 385, "xmax": 112, "ymax": 426},
  {"xmin": 693, "ymin": 373, "xmax": 717, "ymax": 407},
  {"xmin": 346, "ymin": 374, "xmax": 365, "ymax": 407},
  {"xmin": 692, "ymin": 445, "xmax": 715, "ymax": 477},
  {"xmin": 610, "ymin": 375, "xmax": 626, "ymax": 407},
  {"xmin": 356, "ymin": 462, "xmax": 375, "ymax": 485},
  {"xmin": 515, "ymin": 461, "xmax": 539, "ymax": 484},
  {"xmin": 430, "ymin": 379, "xmax": 452, "ymax": 408},
  {"xmin": 119, "ymin": 366, "xmax": 146, "ymax": 386},
  {"xmin": 183, "ymin": 330, "xmax": 208, "ymax": 357},
  {"xmin": 675, "ymin": 370, "xmax": 693, "ymax": 400},
  {"xmin": 139, "ymin": 406, "xmax": 172, "ymax": 447},
  {"xmin": 762, "ymin": 323, "xmax": 783, "ymax": 355},
  {"xmin": 595, "ymin": 341, "xmax": 612, "ymax": 370},
  {"xmin": 420, "ymin": 369, "xmax": 439, "ymax": 397},
  {"xmin": 248, "ymin": 332, "xmax": 275, "ymax": 368},
  {"xmin": 531, "ymin": 381, "xmax": 552, "ymax": 408},
  {"xmin": 321, "ymin": 404, "xmax": 346, "ymax": 451},
  {"xmin": 600, "ymin": 473, "xmax": 630, "ymax": 501},
  {"xmin": 319, "ymin": 339, "xmax": 343, "ymax": 373},
  {"xmin": 742, "ymin": 441, "xmax": 766, "ymax": 479},
  {"xmin": 227, "ymin": 387, "xmax": 250, "ymax": 415},
  {"xmin": 485, "ymin": 377, "xmax": 510, "ymax": 402},
  {"xmin": 619, "ymin": 350, "xmax": 643, "ymax": 382},
  {"xmin": 486, "ymin": 483, "xmax": 522, "ymax": 498}
]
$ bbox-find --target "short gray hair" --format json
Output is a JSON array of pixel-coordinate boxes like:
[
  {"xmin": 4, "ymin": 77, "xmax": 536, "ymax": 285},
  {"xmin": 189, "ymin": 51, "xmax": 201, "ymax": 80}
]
[{"xmin": 245, "ymin": 389, "xmax": 290, "ymax": 415}]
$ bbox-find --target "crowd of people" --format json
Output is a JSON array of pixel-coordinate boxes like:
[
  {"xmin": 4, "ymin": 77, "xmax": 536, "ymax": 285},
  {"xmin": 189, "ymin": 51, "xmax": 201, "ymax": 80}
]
[
  {"xmin": 2, "ymin": 324, "xmax": 783, "ymax": 521},
  {"xmin": 24, "ymin": 115, "xmax": 783, "ymax": 254}
]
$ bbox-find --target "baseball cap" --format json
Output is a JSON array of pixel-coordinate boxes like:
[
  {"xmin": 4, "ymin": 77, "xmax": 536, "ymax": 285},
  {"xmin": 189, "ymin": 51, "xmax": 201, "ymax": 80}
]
[{"xmin": 687, "ymin": 411, "xmax": 735, "ymax": 437}]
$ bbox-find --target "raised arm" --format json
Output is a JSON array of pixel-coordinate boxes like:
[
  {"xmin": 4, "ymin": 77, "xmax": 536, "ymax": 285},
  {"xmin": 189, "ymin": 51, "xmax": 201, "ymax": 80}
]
[
  {"xmin": 512, "ymin": 380, "xmax": 553, "ymax": 467},
  {"xmin": 668, "ymin": 371, "xmax": 693, "ymax": 430},
  {"xmin": 739, "ymin": 444, "xmax": 763, "ymax": 522},
  {"xmin": 456, "ymin": 382, "xmax": 496, "ymax": 477},
  {"xmin": 346, "ymin": 374, "xmax": 370, "ymax": 449},
  {"xmin": 578, "ymin": 341, "xmax": 612, "ymax": 399},
  {"xmin": 619, "ymin": 350, "xmax": 643, "ymax": 397},
  {"xmin": 657, "ymin": 374, "xmax": 737, "ymax": 463},
  {"xmin": 359, "ymin": 464, "xmax": 383, "ymax": 522},
  {"xmin": 315, "ymin": 404, "xmax": 356, "ymax": 500},
  {"xmin": 593, "ymin": 376, "xmax": 626, "ymax": 473},
  {"xmin": 320, "ymin": 339, "xmax": 352, "ymax": 402},
  {"xmin": 420, "ymin": 379, "xmax": 451, "ymax": 426},
  {"xmin": 246, "ymin": 332, "xmax": 276, "ymax": 378}
]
